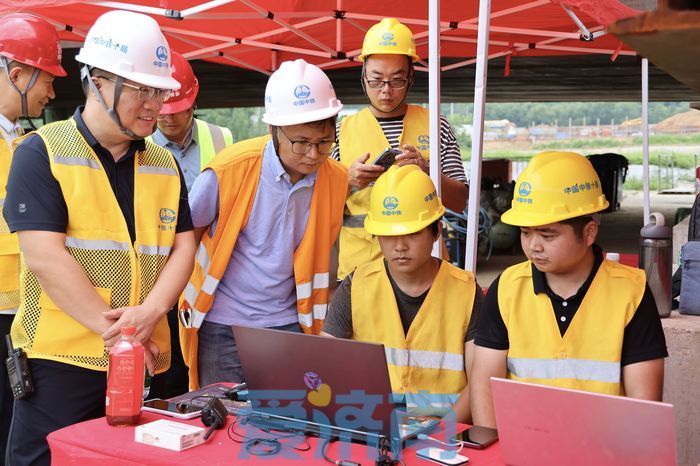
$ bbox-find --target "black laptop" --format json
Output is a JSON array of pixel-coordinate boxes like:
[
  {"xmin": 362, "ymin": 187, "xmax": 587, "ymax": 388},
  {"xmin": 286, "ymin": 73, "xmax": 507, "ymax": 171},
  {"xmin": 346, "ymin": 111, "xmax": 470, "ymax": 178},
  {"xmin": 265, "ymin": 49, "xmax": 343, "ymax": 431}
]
[{"xmin": 232, "ymin": 325, "xmax": 439, "ymax": 447}]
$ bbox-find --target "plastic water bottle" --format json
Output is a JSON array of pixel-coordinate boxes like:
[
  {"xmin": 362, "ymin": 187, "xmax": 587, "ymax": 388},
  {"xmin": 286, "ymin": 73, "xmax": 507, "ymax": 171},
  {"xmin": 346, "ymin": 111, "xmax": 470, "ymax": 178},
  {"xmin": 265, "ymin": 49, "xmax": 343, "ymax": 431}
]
[{"xmin": 106, "ymin": 326, "xmax": 144, "ymax": 426}]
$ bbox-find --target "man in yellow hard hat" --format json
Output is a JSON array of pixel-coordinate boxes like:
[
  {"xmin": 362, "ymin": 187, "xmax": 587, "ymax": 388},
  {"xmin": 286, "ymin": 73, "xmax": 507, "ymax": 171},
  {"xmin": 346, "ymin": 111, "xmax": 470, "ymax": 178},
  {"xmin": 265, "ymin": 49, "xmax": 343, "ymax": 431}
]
[
  {"xmin": 469, "ymin": 151, "xmax": 667, "ymax": 428},
  {"xmin": 322, "ymin": 165, "xmax": 481, "ymax": 423},
  {"xmin": 333, "ymin": 18, "xmax": 468, "ymax": 280}
]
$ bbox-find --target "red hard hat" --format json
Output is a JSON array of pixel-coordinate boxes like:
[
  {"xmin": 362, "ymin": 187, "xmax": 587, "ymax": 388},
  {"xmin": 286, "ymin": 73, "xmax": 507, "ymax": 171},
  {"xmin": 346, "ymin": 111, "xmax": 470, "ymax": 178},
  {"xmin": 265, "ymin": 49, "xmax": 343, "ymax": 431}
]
[
  {"xmin": 0, "ymin": 13, "xmax": 66, "ymax": 77},
  {"xmin": 160, "ymin": 51, "xmax": 198, "ymax": 115}
]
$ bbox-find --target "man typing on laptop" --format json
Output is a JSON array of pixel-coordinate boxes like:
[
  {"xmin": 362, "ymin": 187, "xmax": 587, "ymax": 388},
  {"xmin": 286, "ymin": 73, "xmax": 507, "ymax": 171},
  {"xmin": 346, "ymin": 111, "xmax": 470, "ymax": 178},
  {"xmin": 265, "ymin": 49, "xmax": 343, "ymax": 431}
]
[
  {"xmin": 322, "ymin": 165, "xmax": 482, "ymax": 424},
  {"xmin": 470, "ymin": 151, "xmax": 668, "ymax": 428}
]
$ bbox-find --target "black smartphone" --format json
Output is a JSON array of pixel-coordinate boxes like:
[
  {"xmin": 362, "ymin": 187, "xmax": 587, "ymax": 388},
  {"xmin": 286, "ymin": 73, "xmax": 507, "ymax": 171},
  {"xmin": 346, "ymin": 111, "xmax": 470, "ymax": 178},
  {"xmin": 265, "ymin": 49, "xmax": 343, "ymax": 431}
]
[
  {"xmin": 372, "ymin": 148, "xmax": 402, "ymax": 170},
  {"xmin": 142, "ymin": 399, "xmax": 203, "ymax": 419},
  {"xmin": 451, "ymin": 425, "xmax": 498, "ymax": 449}
]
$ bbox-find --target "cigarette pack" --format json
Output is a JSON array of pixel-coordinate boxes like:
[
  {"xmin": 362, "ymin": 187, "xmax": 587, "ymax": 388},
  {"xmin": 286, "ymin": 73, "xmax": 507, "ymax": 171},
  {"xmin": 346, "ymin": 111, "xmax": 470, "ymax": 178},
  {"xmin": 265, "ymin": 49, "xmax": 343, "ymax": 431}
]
[{"xmin": 134, "ymin": 419, "xmax": 205, "ymax": 451}]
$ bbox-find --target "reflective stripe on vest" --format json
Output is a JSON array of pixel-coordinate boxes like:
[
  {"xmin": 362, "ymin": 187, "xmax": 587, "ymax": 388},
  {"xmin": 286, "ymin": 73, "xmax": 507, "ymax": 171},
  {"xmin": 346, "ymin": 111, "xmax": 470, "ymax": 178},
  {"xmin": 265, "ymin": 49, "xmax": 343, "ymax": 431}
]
[
  {"xmin": 498, "ymin": 259, "xmax": 645, "ymax": 395},
  {"xmin": 351, "ymin": 259, "xmax": 474, "ymax": 398},
  {"xmin": 180, "ymin": 136, "xmax": 347, "ymax": 389},
  {"xmin": 0, "ymin": 132, "xmax": 20, "ymax": 313},
  {"xmin": 10, "ymin": 119, "xmax": 180, "ymax": 372},
  {"xmin": 337, "ymin": 106, "xmax": 430, "ymax": 279},
  {"xmin": 196, "ymin": 119, "xmax": 233, "ymax": 168},
  {"xmin": 507, "ymin": 357, "xmax": 621, "ymax": 384}
]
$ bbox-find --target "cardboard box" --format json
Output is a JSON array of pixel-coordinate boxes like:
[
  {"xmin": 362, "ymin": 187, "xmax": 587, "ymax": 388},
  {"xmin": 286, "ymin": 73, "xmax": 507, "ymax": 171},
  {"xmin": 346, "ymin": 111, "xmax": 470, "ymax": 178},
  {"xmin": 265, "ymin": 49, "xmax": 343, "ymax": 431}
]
[{"xmin": 134, "ymin": 419, "xmax": 205, "ymax": 451}]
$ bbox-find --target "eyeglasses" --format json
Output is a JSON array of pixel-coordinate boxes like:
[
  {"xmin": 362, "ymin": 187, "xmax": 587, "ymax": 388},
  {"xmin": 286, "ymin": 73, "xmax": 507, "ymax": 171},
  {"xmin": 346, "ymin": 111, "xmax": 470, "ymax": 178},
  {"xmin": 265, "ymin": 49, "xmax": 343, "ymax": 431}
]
[
  {"xmin": 277, "ymin": 126, "xmax": 336, "ymax": 155},
  {"xmin": 365, "ymin": 78, "xmax": 408, "ymax": 89},
  {"xmin": 96, "ymin": 76, "xmax": 172, "ymax": 103}
]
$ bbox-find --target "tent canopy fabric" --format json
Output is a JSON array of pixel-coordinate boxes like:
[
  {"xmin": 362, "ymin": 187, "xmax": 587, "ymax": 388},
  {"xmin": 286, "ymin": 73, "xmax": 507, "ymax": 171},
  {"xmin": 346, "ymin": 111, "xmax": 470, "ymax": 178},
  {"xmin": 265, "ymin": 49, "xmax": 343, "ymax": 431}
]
[{"xmin": 0, "ymin": 0, "xmax": 642, "ymax": 76}]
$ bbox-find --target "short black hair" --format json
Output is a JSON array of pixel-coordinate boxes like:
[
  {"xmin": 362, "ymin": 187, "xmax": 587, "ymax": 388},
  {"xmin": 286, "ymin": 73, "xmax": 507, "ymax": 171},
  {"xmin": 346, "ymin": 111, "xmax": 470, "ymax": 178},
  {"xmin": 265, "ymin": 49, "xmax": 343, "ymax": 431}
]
[
  {"xmin": 428, "ymin": 219, "xmax": 440, "ymax": 237},
  {"xmin": 559, "ymin": 215, "xmax": 595, "ymax": 241}
]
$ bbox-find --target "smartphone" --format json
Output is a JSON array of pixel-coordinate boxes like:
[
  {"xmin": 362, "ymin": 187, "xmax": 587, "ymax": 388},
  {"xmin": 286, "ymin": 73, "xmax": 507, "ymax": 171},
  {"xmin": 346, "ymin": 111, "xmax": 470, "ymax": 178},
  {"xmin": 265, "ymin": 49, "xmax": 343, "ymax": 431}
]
[
  {"xmin": 372, "ymin": 148, "xmax": 402, "ymax": 170},
  {"xmin": 451, "ymin": 425, "xmax": 498, "ymax": 449},
  {"xmin": 142, "ymin": 399, "xmax": 203, "ymax": 420},
  {"xmin": 416, "ymin": 447, "xmax": 469, "ymax": 465}
]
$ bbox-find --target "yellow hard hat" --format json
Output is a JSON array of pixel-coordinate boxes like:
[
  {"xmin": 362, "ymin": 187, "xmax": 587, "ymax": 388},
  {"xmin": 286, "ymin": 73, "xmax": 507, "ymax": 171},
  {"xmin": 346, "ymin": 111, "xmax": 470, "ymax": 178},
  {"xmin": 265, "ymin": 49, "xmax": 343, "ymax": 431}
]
[
  {"xmin": 500, "ymin": 151, "xmax": 609, "ymax": 227},
  {"xmin": 365, "ymin": 165, "xmax": 445, "ymax": 236},
  {"xmin": 358, "ymin": 18, "xmax": 419, "ymax": 62}
]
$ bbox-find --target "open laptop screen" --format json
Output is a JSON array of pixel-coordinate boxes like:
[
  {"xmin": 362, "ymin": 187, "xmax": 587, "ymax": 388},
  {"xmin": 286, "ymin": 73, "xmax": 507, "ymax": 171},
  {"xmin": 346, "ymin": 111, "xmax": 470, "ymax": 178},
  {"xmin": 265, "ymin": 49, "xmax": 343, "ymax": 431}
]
[
  {"xmin": 233, "ymin": 325, "xmax": 401, "ymax": 438},
  {"xmin": 491, "ymin": 378, "xmax": 677, "ymax": 466}
]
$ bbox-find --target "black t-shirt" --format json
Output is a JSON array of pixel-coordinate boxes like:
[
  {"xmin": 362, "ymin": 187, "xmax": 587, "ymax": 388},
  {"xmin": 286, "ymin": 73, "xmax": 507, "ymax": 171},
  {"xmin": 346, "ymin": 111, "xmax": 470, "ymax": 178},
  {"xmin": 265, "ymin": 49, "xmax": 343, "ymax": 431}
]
[
  {"xmin": 323, "ymin": 259, "xmax": 482, "ymax": 342},
  {"xmin": 3, "ymin": 107, "xmax": 193, "ymax": 240},
  {"xmin": 475, "ymin": 245, "xmax": 668, "ymax": 366}
]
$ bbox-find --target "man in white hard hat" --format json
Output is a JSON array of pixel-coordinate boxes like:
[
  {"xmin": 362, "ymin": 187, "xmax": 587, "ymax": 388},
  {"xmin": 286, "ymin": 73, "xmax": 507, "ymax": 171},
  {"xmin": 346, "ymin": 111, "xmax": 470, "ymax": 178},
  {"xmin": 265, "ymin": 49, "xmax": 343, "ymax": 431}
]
[
  {"xmin": 3, "ymin": 10, "xmax": 195, "ymax": 465},
  {"xmin": 0, "ymin": 13, "xmax": 67, "ymax": 465},
  {"xmin": 180, "ymin": 59, "xmax": 347, "ymax": 390}
]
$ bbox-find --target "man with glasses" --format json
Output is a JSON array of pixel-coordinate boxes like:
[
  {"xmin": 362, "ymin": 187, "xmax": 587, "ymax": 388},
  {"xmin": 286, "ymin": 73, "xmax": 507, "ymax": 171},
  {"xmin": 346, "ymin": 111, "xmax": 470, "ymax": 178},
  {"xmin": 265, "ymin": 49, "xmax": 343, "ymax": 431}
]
[
  {"xmin": 333, "ymin": 18, "xmax": 468, "ymax": 280},
  {"xmin": 2, "ymin": 11, "xmax": 195, "ymax": 465},
  {"xmin": 0, "ymin": 14, "xmax": 66, "ymax": 465},
  {"xmin": 180, "ymin": 59, "xmax": 347, "ymax": 389},
  {"xmin": 149, "ymin": 51, "xmax": 233, "ymax": 399}
]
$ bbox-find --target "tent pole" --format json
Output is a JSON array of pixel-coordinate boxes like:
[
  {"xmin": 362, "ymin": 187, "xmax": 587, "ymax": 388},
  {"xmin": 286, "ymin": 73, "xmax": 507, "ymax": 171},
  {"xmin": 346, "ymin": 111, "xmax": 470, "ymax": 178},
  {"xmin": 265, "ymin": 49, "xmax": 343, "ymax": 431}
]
[
  {"xmin": 642, "ymin": 58, "xmax": 650, "ymax": 225},
  {"xmin": 429, "ymin": 0, "xmax": 442, "ymax": 259},
  {"xmin": 336, "ymin": 0, "xmax": 342, "ymax": 52},
  {"xmin": 465, "ymin": 0, "xmax": 491, "ymax": 272}
]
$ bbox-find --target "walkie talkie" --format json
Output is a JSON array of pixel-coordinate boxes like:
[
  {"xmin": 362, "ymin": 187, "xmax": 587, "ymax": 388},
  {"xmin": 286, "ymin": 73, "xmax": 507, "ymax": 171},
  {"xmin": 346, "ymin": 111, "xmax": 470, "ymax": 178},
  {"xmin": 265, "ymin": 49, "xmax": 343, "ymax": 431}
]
[{"xmin": 5, "ymin": 335, "xmax": 33, "ymax": 400}]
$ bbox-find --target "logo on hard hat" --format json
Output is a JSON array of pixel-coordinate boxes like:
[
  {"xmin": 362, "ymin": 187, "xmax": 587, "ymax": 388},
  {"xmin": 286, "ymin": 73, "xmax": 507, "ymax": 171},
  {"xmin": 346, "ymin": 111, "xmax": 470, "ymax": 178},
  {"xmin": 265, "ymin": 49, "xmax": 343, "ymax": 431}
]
[
  {"xmin": 383, "ymin": 196, "xmax": 399, "ymax": 211},
  {"xmin": 418, "ymin": 135, "xmax": 429, "ymax": 144},
  {"xmin": 294, "ymin": 85, "xmax": 311, "ymax": 100},
  {"xmin": 159, "ymin": 208, "xmax": 176, "ymax": 224},
  {"xmin": 382, "ymin": 32, "xmax": 394, "ymax": 41},
  {"xmin": 155, "ymin": 46, "xmax": 168, "ymax": 62},
  {"xmin": 518, "ymin": 182, "xmax": 532, "ymax": 197}
]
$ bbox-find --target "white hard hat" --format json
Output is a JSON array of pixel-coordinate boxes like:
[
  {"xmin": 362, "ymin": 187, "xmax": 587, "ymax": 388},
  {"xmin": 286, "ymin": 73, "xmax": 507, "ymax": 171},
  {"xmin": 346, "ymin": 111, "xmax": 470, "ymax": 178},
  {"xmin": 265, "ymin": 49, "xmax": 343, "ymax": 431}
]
[
  {"xmin": 76, "ymin": 10, "xmax": 180, "ymax": 90},
  {"xmin": 262, "ymin": 59, "xmax": 342, "ymax": 126}
]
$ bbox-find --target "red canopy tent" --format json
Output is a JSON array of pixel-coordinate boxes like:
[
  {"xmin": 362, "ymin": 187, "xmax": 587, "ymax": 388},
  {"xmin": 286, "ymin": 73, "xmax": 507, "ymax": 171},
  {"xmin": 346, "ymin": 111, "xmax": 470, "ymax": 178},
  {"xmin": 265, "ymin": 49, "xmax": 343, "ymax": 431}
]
[
  {"xmin": 0, "ymin": 0, "xmax": 650, "ymax": 268},
  {"xmin": 0, "ymin": 0, "xmax": 640, "ymax": 76}
]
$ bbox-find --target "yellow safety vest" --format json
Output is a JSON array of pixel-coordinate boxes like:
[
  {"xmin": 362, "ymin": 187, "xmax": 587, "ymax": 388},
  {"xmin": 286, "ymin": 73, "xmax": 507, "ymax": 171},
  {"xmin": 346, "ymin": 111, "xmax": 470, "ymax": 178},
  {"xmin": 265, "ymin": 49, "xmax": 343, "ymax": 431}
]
[
  {"xmin": 10, "ymin": 119, "xmax": 181, "ymax": 373},
  {"xmin": 147, "ymin": 118, "xmax": 233, "ymax": 171},
  {"xmin": 195, "ymin": 119, "xmax": 233, "ymax": 168},
  {"xmin": 337, "ymin": 106, "xmax": 430, "ymax": 279},
  {"xmin": 351, "ymin": 259, "xmax": 474, "ymax": 409},
  {"xmin": 180, "ymin": 136, "xmax": 348, "ymax": 389},
  {"xmin": 0, "ymin": 132, "xmax": 19, "ymax": 314},
  {"xmin": 498, "ymin": 259, "xmax": 646, "ymax": 395}
]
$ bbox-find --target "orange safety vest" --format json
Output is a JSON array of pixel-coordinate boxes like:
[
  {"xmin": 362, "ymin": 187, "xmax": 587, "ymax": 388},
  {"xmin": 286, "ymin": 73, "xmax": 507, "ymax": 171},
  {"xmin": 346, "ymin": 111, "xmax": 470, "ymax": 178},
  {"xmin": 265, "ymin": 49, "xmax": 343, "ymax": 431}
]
[{"xmin": 180, "ymin": 136, "xmax": 348, "ymax": 389}]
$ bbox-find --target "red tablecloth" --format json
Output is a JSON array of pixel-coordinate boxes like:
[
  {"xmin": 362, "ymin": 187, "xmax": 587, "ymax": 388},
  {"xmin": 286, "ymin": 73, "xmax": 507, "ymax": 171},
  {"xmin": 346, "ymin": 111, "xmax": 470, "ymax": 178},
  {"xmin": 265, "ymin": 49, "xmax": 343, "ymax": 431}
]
[{"xmin": 48, "ymin": 412, "xmax": 504, "ymax": 465}]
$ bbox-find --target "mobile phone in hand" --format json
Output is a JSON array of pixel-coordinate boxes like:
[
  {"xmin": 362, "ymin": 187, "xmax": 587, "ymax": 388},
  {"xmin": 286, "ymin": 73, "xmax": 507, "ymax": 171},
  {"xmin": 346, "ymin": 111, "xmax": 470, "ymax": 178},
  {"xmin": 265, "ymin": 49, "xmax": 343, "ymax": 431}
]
[{"xmin": 372, "ymin": 148, "xmax": 402, "ymax": 170}]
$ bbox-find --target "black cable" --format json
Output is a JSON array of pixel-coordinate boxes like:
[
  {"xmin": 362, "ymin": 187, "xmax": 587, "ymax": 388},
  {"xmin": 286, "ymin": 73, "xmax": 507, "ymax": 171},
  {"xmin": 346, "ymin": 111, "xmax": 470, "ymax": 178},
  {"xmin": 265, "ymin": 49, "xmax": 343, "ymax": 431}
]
[{"xmin": 227, "ymin": 416, "xmax": 311, "ymax": 457}]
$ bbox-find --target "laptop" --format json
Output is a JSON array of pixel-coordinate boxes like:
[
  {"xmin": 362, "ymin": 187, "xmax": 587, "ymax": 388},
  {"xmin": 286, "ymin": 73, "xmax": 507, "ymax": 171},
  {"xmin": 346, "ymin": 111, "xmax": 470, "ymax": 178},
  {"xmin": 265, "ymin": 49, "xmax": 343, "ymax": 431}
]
[
  {"xmin": 491, "ymin": 378, "xmax": 677, "ymax": 466},
  {"xmin": 232, "ymin": 325, "xmax": 440, "ymax": 446}
]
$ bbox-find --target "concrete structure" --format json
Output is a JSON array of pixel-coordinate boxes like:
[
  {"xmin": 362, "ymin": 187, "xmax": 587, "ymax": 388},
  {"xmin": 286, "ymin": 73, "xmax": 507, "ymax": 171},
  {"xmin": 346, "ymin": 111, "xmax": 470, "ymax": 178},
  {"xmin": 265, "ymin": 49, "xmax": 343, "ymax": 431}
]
[{"xmin": 662, "ymin": 313, "xmax": 700, "ymax": 466}]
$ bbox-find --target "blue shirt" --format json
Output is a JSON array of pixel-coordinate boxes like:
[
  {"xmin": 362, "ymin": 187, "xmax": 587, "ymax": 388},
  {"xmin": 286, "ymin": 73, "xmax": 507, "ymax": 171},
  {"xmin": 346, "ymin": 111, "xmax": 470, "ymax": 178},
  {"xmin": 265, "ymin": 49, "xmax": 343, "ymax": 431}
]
[
  {"xmin": 152, "ymin": 124, "xmax": 199, "ymax": 191},
  {"xmin": 189, "ymin": 139, "xmax": 317, "ymax": 327}
]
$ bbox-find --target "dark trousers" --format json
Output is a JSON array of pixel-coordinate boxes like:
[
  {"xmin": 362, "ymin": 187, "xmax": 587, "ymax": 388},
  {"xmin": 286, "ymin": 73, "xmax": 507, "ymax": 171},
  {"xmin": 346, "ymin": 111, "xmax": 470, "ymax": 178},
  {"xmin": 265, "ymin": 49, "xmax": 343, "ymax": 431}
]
[
  {"xmin": 6, "ymin": 359, "xmax": 167, "ymax": 466},
  {"xmin": 151, "ymin": 306, "xmax": 189, "ymax": 399},
  {"xmin": 6, "ymin": 359, "xmax": 106, "ymax": 466},
  {"xmin": 0, "ymin": 315, "xmax": 15, "ymax": 466}
]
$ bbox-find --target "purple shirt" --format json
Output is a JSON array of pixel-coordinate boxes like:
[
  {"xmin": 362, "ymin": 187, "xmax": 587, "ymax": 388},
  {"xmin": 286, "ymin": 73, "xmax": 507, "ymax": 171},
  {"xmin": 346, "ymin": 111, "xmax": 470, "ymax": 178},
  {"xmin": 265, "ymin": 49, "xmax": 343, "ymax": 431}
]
[{"xmin": 189, "ymin": 140, "xmax": 316, "ymax": 327}]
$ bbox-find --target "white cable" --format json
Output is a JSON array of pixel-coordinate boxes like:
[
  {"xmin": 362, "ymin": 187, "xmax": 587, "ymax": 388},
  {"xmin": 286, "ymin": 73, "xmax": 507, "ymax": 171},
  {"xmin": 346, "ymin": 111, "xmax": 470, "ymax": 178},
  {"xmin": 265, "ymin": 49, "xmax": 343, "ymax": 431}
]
[{"xmin": 417, "ymin": 434, "xmax": 464, "ymax": 452}]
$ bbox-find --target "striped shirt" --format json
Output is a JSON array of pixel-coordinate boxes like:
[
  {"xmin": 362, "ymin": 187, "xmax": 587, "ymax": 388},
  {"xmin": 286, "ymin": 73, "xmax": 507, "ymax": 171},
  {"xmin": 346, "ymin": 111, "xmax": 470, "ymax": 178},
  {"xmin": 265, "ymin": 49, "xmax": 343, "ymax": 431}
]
[{"xmin": 332, "ymin": 113, "xmax": 468, "ymax": 186}]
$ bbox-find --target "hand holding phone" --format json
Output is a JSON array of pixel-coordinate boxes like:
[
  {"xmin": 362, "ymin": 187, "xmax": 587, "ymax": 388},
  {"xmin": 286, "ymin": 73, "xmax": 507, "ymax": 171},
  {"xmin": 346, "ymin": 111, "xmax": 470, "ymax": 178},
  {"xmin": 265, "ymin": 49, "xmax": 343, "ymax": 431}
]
[
  {"xmin": 372, "ymin": 148, "xmax": 402, "ymax": 170},
  {"xmin": 142, "ymin": 399, "xmax": 203, "ymax": 420},
  {"xmin": 416, "ymin": 447, "xmax": 469, "ymax": 465},
  {"xmin": 451, "ymin": 425, "xmax": 498, "ymax": 449}
]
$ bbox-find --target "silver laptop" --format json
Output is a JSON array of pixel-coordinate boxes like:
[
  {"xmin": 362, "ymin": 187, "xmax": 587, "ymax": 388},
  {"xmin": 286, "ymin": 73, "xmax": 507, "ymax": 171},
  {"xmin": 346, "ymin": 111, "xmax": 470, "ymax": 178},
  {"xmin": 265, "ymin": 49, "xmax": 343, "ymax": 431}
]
[
  {"xmin": 232, "ymin": 325, "xmax": 439, "ymax": 443},
  {"xmin": 491, "ymin": 378, "xmax": 677, "ymax": 466}
]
